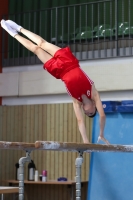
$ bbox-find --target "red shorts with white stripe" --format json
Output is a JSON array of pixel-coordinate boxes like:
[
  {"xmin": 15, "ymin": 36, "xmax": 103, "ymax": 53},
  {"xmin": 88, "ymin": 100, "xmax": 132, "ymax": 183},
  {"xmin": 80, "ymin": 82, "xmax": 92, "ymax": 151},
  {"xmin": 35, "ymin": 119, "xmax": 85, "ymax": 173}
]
[
  {"xmin": 62, "ymin": 67, "xmax": 94, "ymax": 102},
  {"xmin": 43, "ymin": 47, "xmax": 93, "ymax": 101},
  {"xmin": 44, "ymin": 47, "xmax": 79, "ymax": 79}
]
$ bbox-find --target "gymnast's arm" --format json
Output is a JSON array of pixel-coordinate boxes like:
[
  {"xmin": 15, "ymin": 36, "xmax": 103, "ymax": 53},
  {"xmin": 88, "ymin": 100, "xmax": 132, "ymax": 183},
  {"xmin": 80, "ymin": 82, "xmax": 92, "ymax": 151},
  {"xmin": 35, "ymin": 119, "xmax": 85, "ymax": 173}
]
[
  {"xmin": 93, "ymin": 88, "xmax": 110, "ymax": 144},
  {"xmin": 72, "ymin": 98, "xmax": 90, "ymax": 143}
]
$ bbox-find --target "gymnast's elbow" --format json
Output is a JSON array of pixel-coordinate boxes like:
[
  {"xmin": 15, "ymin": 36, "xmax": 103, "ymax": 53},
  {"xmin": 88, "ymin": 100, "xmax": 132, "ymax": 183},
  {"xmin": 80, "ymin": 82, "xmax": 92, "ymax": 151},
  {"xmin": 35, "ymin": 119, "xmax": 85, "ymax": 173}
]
[
  {"xmin": 100, "ymin": 114, "xmax": 106, "ymax": 120},
  {"xmin": 77, "ymin": 118, "xmax": 84, "ymax": 125}
]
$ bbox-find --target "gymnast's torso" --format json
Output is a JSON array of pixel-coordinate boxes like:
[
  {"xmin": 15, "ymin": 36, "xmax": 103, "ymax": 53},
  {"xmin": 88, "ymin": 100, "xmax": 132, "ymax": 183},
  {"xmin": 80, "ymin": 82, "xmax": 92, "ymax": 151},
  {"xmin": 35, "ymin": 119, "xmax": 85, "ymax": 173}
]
[{"xmin": 43, "ymin": 47, "xmax": 94, "ymax": 102}]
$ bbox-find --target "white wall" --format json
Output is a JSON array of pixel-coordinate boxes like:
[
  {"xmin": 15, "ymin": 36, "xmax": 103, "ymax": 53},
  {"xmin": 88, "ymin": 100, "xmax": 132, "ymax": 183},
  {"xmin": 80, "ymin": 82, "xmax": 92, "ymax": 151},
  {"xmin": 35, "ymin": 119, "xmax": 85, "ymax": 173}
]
[{"xmin": 2, "ymin": 56, "xmax": 133, "ymax": 105}]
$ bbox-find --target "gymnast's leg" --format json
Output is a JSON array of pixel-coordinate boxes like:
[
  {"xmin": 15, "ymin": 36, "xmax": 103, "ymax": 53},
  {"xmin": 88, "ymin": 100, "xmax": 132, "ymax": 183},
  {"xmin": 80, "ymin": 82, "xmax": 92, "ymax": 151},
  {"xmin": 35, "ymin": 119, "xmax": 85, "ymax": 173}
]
[
  {"xmin": 5, "ymin": 19, "xmax": 61, "ymax": 57},
  {"xmin": 15, "ymin": 34, "xmax": 53, "ymax": 63},
  {"xmin": 1, "ymin": 19, "xmax": 52, "ymax": 64}
]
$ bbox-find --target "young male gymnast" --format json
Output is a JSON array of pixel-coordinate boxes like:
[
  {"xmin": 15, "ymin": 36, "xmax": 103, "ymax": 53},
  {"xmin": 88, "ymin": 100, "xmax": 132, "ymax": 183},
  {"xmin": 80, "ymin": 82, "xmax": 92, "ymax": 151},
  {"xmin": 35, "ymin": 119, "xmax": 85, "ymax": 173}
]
[{"xmin": 1, "ymin": 19, "xmax": 109, "ymax": 144}]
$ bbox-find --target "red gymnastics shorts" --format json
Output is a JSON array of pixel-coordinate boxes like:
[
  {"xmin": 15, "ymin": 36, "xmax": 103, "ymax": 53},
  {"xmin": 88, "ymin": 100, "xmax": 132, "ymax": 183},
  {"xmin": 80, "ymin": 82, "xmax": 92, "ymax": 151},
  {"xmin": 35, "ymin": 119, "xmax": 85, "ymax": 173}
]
[{"xmin": 43, "ymin": 47, "xmax": 79, "ymax": 79}]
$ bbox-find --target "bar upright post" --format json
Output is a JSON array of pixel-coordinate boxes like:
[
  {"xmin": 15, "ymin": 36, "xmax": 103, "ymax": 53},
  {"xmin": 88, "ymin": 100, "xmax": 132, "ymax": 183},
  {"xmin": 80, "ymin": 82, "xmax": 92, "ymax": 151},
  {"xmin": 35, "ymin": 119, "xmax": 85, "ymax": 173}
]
[
  {"xmin": 75, "ymin": 151, "xmax": 83, "ymax": 200},
  {"xmin": 19, "ymin": 151, "xmax": 31, "ymax": 200}
]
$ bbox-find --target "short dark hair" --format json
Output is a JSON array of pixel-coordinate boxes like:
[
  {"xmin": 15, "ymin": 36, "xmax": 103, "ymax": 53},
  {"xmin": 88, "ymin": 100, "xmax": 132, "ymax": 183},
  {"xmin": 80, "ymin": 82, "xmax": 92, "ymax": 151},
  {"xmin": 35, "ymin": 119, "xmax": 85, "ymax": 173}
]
[{"xmin": 88, "ymin": 108, "xmax": 97, "ymax": 118}]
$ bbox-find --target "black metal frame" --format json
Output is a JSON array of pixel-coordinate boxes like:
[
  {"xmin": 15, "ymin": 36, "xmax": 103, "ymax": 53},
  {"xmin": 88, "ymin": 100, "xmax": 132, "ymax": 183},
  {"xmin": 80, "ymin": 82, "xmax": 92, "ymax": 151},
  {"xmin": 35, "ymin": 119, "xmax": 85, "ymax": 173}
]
[{"xmin": 1, "ymin": 0, "xmax": 133, "ymax": 67}]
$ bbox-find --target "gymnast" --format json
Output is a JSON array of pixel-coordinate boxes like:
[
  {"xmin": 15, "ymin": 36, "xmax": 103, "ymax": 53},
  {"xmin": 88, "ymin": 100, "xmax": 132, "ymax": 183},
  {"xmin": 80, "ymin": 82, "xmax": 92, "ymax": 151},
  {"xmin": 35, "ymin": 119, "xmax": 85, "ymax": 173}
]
[{"xmin": 1, "ymin": 19, "xmax": 109, "ymax": 145}]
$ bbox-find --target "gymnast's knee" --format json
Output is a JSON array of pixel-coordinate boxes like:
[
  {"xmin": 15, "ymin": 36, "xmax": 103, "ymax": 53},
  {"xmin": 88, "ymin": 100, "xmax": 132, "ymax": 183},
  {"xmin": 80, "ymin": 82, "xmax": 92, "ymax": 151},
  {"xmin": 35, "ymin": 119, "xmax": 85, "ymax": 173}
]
[
  {"xmin": 33, "ymin": 46, "xmax": 42, "ymax": 55},
  {"xmin": 37, "ymin": 38, "xmax": 47, "ymax": 48}
]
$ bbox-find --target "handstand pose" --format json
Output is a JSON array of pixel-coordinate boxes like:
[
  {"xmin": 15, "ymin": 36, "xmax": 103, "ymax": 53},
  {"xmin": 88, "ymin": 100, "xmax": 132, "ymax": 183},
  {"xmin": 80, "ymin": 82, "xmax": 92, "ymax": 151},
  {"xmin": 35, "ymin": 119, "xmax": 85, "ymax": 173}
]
[{"xmin": 1, "ymin": 19, "xmax": 109, "ymax": 144}]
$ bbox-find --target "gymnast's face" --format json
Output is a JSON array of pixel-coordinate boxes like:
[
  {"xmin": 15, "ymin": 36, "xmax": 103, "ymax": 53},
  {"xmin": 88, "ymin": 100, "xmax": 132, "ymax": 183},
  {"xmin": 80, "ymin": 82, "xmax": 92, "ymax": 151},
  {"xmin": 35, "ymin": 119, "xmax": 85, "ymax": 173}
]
[{"xmin": 82, "ymin": 100, "xmax": 96, "ymax": 117}]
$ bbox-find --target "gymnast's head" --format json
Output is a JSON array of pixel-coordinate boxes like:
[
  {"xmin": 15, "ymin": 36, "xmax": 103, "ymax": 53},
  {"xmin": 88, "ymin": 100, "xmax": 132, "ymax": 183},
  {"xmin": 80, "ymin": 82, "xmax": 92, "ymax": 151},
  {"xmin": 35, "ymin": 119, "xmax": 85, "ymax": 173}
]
[{"xmin": 82, "ymin": 100, "xmax": 97, "ymax": 118}]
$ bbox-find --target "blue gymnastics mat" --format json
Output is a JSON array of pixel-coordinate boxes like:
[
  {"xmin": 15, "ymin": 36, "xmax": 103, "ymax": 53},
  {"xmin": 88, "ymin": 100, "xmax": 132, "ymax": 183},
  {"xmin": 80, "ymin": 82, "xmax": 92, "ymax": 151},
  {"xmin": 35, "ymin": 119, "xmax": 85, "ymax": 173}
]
[{"xmin": 87, "ymin": 112, "xmax": 133, "ymax": 200}]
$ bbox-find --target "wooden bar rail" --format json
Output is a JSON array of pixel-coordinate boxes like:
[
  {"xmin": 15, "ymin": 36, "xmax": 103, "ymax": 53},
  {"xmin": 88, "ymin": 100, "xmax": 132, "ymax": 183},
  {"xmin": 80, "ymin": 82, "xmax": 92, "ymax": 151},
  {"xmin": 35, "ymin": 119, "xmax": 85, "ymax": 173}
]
[
  {"xmin": 0, "ymin": 141, "xmax": 35, "ymax": 151},
  {"xmin": 35, "ymin": 141, "xmax": 133, "ymax": 152},
  {"xmin": 0, "ymin": 141, "xmax": 133, "ymax": 152}
]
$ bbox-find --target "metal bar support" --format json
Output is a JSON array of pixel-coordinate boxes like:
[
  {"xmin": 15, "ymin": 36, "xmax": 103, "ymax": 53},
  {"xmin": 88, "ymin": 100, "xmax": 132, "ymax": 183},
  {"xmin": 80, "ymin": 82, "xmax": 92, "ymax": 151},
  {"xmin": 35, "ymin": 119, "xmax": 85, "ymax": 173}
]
[
  {"xmin": 75, "ymin": 151, "xmax": 83, "ymax": 200},
  {"xmin": 18, "ymin": 151, "xmax": 31, "ymax": 200}
]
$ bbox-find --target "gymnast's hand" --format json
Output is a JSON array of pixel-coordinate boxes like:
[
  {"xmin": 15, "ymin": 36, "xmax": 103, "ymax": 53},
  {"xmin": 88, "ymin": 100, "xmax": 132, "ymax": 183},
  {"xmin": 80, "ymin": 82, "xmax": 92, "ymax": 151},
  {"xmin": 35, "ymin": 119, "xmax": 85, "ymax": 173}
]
[{"xmin": 97, "ymin": 136, "xmax": 110, "ymax": 145}]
